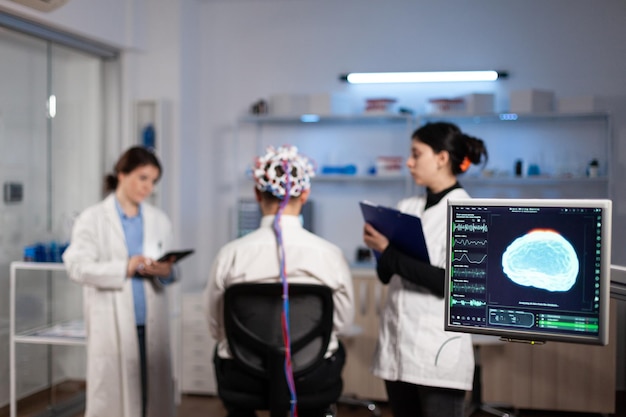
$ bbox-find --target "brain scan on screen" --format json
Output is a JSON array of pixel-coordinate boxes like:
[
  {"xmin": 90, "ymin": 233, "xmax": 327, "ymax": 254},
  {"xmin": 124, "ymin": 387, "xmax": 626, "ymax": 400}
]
[{"xmin": 501, "ymin": 229, "xmax": 579, "ymax": 292}]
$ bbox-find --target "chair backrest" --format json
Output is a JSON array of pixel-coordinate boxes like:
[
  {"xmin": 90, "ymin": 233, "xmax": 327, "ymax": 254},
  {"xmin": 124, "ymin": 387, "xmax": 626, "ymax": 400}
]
[{"xmin": 223, "ymin": 282, "xmax": 334, "ymax": 379}]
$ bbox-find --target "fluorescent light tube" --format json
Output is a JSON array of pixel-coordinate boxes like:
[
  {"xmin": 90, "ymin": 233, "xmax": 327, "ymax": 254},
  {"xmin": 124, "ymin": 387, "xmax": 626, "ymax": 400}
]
[
  {"xmin": 47, "ymin": 95, "xmax": 57, "ymax": 118},
  {"xmin": 340, "ymin": 71, "xmax": 507, "ymax": 84}
]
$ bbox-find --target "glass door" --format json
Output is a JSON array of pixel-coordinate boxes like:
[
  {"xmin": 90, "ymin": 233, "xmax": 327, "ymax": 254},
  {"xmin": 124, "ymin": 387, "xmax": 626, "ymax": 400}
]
[{"xmin": 0, "ymin": 27, "xmax": 111, "ymax": 407}]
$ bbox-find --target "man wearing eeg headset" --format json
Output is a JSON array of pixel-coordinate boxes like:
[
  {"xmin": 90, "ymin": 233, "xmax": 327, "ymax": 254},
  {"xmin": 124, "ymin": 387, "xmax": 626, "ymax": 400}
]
[{"xmin": 203, "ymin": 145, "xmax": 355, "ymax": 417}]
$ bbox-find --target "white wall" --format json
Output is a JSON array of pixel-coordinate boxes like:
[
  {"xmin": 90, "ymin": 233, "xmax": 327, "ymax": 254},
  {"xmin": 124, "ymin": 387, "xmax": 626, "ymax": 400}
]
[{"xmin": 0, "ymin": 0, "xmax": 135, "ymax": 49}]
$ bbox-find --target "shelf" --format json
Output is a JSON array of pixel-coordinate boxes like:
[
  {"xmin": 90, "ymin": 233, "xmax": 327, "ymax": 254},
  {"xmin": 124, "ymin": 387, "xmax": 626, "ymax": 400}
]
[
  {"xmin": 460, "ymin": 176, "xmax": 609, "ymax": 185},
  {"xmin": 420, "ymin": 112, "xmax": 610, "ymax": 124},
  {"xmin": 15, "ymin": 320, "xmax": 85, "ymax": 346},
  {"xmin": 10, "ymin": 261, "xmax": 85, "ymax": 417},
  {"xmin": 10, "ymin": 262, "xmax": 66, "ymax": 272},
  {"xmin": 313, "ymin": 174, "xmax": 406, "ymax": 183},
  {"xmin": 240, "ymin": 113, "xmax": 414, "ymax": 125}
]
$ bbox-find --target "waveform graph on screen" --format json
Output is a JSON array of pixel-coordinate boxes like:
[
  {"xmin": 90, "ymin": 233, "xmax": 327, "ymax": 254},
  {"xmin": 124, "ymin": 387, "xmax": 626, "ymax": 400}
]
[
  {"xmin": 452, "ymin": 268, "xmax": 486, "ymax": 279},
  {"xmin": 453, "ymin": 252, "xmax": 487, "ymax": 264},
  {"xmin": 453, "ymin": 237, "xmax": 488, "ymax": 248},
  {"xmin": 453, "ymin": 222, "xmax": 488, "ymax": 233},
  {"xmin": 452, "ymin": 282, "xmax": 486, "ymax": 294}
]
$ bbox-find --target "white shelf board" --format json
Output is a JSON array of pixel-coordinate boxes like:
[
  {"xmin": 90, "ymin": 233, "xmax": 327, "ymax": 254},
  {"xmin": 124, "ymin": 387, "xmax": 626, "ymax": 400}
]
[
  {"xmin": 240, "ymin": 113, "xmax": 414, "ymax": 125},
  {"xmin": 10, "ymin": 261, "xmax": 66, "ymax": 271},
  {"xmin": 420, "ymin": 112, "xmax": 610, "ymax": 124},
  {"xmin": 460, "ymin": 176, "xmax": 609, "ymax": 186},
  {"xmin": 14, "ymin": 320, "xmax": 85, "ymax": 346},
  {"xmin": 314, "ymin": 174, "xmax": 406, "ymax": 182}
]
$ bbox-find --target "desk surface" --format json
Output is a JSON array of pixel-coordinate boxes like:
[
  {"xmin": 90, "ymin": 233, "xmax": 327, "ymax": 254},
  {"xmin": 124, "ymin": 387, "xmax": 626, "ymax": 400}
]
[{"xmin": 611, "ymin": 264, "xmax": 626, "ymax": 284}]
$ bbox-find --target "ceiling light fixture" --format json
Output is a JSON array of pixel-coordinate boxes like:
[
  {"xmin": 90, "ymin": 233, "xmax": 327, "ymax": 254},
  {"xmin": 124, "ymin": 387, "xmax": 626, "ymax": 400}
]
[{"xmin": 339, "ymin": 70, "xmax": 508, "ymax": 84}]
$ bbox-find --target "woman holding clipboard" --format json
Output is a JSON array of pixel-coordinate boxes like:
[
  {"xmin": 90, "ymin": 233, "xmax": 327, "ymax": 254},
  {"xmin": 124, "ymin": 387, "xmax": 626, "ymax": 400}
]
[
  {"xmin": 362, "ymin": 122, "xmax": 488, "ymax": 417},
  {"xmin": 63, "ymin": 146, "xmax": 180, "ymax": 417}
]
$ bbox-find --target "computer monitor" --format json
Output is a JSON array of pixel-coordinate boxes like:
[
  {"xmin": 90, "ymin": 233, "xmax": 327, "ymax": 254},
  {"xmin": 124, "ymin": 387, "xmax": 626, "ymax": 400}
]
[
  {"xmin": 444, "ymin": 198, "xmax": 612, "ymax": 345},
  {"xmin": 237, "ymin": 197, "xmax": 314, "ymax": 237}
]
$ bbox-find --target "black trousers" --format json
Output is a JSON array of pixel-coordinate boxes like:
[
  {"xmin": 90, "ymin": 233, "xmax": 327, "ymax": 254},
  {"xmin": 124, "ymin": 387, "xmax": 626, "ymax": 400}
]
[
  {"xmin": 137, "ymin": 325, "xmax": 147, "ymax": 417},
  {"xmin": 384, "ymin": 380, "xmax": 466, "ymax": 417},
  {"xmin": 214, "ymin": 343, "xmax": 345, "ymax": 417}
]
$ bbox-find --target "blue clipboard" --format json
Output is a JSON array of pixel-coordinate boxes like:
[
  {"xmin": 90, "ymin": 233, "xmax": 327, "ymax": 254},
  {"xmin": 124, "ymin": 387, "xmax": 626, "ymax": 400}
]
[{"xmin": 360, "ymin": 201, "xmax": 430, "ymax": 264}]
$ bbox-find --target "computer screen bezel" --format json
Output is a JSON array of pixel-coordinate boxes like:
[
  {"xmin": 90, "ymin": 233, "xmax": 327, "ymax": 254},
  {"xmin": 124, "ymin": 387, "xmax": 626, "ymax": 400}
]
[{"xmin": 444, "ymin": 198, "xmax": 612, "ymax": 345}]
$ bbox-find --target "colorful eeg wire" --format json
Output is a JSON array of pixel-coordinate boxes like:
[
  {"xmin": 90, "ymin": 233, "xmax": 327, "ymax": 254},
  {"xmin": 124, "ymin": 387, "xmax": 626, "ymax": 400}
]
[
  {"xmin": 271, "ymin": 158, "xmax": 298, "ymax": 417},
  {"xmin": 255, "ymin": 145, "xmax": 314, "ymax": 417}
]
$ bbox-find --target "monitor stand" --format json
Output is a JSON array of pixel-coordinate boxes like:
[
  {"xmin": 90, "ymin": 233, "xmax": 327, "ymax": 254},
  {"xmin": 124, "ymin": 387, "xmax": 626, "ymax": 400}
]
[{"xmin": 468, "ymin": 342, "xmax": 517, "ymax": 417}]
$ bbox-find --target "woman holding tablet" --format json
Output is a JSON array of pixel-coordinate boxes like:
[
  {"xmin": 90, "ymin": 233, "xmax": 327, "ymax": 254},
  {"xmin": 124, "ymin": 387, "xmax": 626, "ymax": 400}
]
[
  {"xmin": 363, "ymin": 122, "xmax": 488, "ymax": 417},
  {"xmin": 63, "ymin": 146, "xmax": 177, "ymax": 417}
]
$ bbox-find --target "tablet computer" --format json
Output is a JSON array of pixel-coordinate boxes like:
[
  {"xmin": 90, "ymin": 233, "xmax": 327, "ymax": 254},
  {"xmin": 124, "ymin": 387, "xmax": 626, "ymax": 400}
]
[{"xmin": 157, "ymin": 249, "xmax": 195, "ymax": 263}]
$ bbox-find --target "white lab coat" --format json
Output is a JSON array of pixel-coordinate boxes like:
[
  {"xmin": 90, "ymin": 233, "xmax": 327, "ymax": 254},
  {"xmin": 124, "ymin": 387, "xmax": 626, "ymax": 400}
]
[
  {"xmin": 62, "ymin": 194, "xmax": 176, "ymax": 417},
  {"xmin": 371, "ymin": 188, "xmax": 475, "ymax": 391}
]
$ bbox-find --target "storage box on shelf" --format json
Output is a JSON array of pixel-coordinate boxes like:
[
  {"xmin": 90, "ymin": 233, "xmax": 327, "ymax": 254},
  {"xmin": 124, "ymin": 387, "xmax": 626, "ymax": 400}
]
[
  {"xmin": 510, "ymin": 89, "xmax": 555, "ymax": 113},
  {"xmin": 557, "ymin": 96, "xmax": 604, "ymax": 114}
]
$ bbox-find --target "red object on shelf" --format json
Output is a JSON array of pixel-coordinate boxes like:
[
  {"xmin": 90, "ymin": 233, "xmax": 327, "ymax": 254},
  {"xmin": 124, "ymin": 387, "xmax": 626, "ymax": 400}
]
[{"xmin": 365, "ymin": 98, "xmax": 397, "ymax": 112}]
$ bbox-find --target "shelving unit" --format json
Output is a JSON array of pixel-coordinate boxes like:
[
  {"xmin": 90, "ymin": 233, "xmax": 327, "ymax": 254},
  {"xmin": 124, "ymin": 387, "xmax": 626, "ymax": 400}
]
[
  {"xmin": 237, "ymin": 113, "xmax": 415, "ymax": 171},
  {"xmin": 419, "ymin": 111, "xmax": 612, "ymax": 198},
  {"xmin": 235, "ymin": 113, "xmax": 416, "ymax": 244},
  {"xmin": 9, "ymin": 261, "xmax": 85, "ymax": 417}
]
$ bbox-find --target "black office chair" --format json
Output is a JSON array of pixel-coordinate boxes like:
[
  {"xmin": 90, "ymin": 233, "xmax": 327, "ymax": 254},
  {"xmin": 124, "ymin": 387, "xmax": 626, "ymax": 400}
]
[{"xmin": 218, "ymin": 283, "xmax": 342, "ymax": 417}]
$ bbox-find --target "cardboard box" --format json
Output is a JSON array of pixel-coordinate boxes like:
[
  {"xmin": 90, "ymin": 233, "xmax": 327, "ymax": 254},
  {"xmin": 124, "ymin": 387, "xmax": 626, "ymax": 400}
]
[
  {"xmin": 425, "ymin": 98, "xmax": 465, "ymax": 114},
  {"xmin": 510, "ymin": 89, "xmax": 554, "ymax": 113},
  {"xmin": 464, "ymin": 93, "xmax": 495, "ymax": 114},
  {"xmin": 558, "ymin": 96, "xmax": 603, "ymax": 113},
  {"xmin": 309, "ymin": 93, "xmax": 352, "ymax": 115},
  {"xmin": 269, "ymin": 94, "xmax": 310, "ymax": 116}
]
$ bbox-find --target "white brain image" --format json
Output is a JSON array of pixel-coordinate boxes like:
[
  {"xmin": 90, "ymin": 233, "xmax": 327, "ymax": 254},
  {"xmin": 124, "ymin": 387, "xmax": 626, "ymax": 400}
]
[{"xmin": 501, "ymin": 229, "xmax": 579, "ymax": 292}]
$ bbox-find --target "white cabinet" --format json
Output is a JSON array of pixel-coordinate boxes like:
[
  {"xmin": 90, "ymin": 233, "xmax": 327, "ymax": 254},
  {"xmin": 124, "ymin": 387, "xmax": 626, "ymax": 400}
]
[
  {"xmin": 340, "ymin": 270, "xmax": 388, "ymax": 401},
  {"xmin": 9, "ymin": 261, "xmax": 85, "ymax": 417},
  {"xmin": 180, "ymin": 293, "xmax": 217, "ymax": 395}
]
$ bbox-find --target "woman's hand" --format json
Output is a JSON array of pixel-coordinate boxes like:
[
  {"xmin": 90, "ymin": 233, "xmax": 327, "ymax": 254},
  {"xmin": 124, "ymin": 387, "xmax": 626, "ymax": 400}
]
[
  {"xmin": 128, "ymin": 255, "xmax": 173, "ymax": 278},
  {"xmin": 140, "ymin": 259, "xmax": 173, "ymax": 278},
  {"xmin": 128, "ymin": 255, "xmax": 148, "ymax": 277},
  {"xmin": 363, "ymin": 223, "xmax": 389, "ymax": 253}
]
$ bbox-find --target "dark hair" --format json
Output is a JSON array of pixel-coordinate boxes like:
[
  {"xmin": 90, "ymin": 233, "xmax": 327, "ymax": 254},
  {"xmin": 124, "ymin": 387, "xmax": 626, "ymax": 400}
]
[
  {"xmin": 412, "ymin": 122, "xmax": 488, "ymax": 175},
  {"xmin": 104, "ymin": 146, "xmax": 162, "ymax": 192}
]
